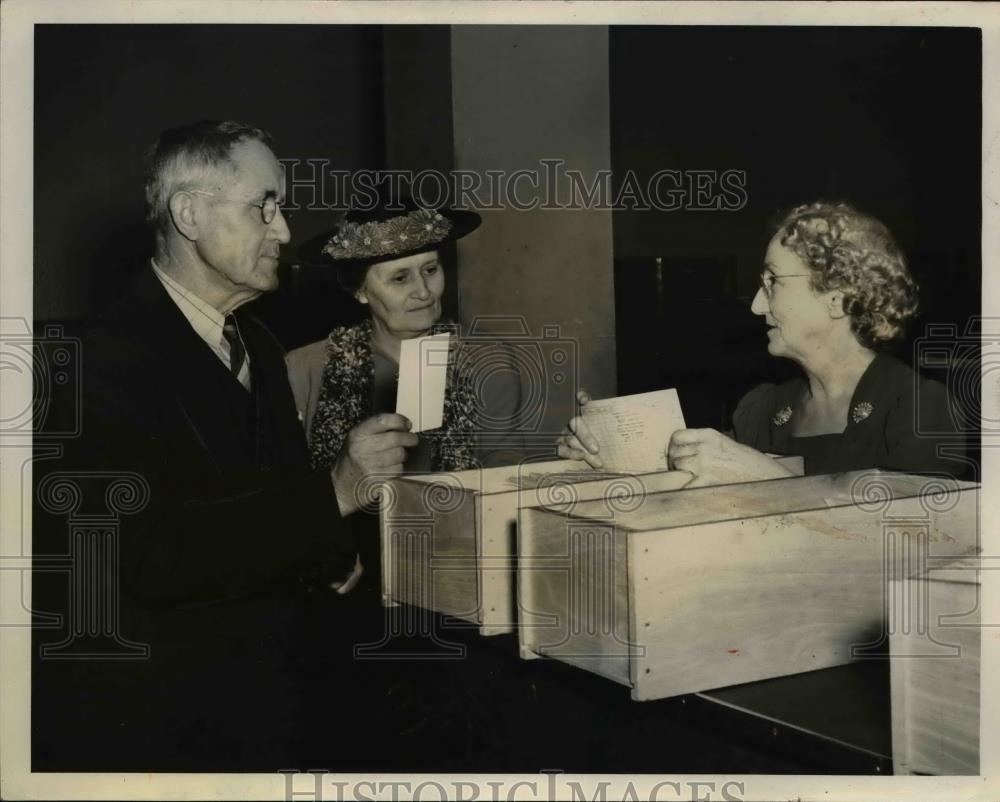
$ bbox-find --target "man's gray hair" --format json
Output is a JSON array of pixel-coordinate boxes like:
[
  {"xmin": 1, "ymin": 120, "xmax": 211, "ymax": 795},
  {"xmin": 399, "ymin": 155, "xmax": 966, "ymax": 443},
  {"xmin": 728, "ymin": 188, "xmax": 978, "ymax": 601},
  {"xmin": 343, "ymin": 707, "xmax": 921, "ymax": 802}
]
[{"xmin": 143, "ymin": 120, "xmax": 275, "ymax": 231}]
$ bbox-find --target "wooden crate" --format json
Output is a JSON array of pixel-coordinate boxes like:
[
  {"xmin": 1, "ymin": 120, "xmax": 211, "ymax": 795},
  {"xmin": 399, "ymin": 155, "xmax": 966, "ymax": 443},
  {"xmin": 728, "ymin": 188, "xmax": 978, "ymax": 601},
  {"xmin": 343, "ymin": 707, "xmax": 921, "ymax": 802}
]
[
  {"xmin": 890, "ymin": 557, "xmax": 980, "ymax": 775},
  {"xmin": 380, "ymin": 456, "xmax": 804, "ymax": 636},
  {"xmin": 380, "ymin": 460, "xmax": 689, "ymax": 635},
  {"xmin": 517, "ymin": 471, "xmax": 979, "ymax": 700}
]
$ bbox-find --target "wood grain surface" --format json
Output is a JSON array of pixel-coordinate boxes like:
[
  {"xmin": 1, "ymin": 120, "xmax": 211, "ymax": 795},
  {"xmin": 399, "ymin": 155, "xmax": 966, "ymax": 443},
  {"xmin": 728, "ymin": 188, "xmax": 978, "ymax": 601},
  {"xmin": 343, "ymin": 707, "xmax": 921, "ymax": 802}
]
[
  {"xmin": 518, "ymin": 471, "xmax": 979, "ymax": 703},
  {"xmin": 890, "ymin": 559, "xmax": 980, "ymax": 775}
]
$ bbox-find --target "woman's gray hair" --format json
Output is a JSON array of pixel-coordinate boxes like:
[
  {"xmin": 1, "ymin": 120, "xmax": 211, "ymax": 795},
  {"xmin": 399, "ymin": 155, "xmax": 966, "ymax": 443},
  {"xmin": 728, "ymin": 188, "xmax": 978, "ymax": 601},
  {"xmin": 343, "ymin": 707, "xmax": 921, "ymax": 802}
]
[
  {"xmin": 143, "ymin": 120, "xmax": 274, "ymax": 233},
  {"xmin": 773, "ymin": 201, "xmax": 919, "ymax": 348}
]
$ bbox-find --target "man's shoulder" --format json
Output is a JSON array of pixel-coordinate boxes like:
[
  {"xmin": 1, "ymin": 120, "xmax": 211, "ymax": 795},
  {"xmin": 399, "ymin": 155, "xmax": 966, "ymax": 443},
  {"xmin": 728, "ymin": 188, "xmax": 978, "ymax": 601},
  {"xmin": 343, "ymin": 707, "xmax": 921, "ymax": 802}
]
[
  {"xmin": 82, "ymin": 268, "xmax": 168, "ymax": 350},
  {"xmin": 85, "ymin": 265, "xmax": 168, "ymax": 334},
  {"xmin": 84, "ymin": 301, "xmax": 156, "ymax": 366}
]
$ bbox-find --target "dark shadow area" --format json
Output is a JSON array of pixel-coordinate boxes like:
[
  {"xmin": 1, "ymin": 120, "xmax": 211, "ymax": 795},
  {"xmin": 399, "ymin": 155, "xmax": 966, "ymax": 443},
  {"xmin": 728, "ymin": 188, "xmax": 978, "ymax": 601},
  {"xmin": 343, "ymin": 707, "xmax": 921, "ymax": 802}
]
[{"xmin": 34, "ymin": 24, "xmax": 385, "ymax": 321}]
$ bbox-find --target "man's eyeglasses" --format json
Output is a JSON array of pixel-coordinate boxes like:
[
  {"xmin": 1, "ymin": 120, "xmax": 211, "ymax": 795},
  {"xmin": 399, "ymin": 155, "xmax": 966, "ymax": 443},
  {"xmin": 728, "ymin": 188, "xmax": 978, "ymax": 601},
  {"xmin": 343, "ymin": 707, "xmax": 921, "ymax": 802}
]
[
  {"xmin": 758, "ymin": 270, "xmax": 811, "ymax": 298},
  {"xmin": 190, "ymin": 189, "xmax": 289, "ymax": 225}
]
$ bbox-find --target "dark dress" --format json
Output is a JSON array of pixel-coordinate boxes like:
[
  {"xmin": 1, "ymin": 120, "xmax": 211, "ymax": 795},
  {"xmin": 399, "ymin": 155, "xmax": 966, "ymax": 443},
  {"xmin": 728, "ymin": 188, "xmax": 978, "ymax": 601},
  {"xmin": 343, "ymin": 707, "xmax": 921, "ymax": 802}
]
[{"xmin": 732, "ymin": 352, "xmax": 969, "ymax": 477}]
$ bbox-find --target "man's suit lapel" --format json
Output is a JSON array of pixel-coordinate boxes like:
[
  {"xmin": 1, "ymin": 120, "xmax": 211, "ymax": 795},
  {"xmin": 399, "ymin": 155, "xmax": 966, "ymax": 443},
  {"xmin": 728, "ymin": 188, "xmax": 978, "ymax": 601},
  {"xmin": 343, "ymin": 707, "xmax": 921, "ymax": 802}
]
[
  {"xmin": 130, "ymin": 268, "xmax": 248, "ymax": 468},
  {"xmin": 236, "ymin": 310, "xmax": 311, "ymax": 469}
]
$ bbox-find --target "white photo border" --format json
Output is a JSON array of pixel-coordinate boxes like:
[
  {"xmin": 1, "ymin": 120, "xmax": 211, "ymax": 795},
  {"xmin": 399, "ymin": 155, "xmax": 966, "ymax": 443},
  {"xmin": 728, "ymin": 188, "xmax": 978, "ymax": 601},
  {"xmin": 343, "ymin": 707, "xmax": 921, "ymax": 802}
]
[{"xmin": 2, "ymin": 2, "xmax": 997, "ymax": 800}]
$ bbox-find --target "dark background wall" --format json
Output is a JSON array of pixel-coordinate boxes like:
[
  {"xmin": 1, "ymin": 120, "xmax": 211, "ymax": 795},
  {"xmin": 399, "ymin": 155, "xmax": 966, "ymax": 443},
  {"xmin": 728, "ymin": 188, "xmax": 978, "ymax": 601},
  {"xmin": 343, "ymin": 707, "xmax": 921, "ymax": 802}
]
[
  {"xmin": 611, "ymin": 26, "xmax": 982, "ymax": 429},
  {"xmin": 35, "ymin": 25, "xmax": 981, "ymax": 432},
  {"xmin": 380, "ymin": 26, "xmax": 459, "ymax": 327},
  {"xmin": 34, "ymin": 24, "xmax": 385, "ymax": 341}
]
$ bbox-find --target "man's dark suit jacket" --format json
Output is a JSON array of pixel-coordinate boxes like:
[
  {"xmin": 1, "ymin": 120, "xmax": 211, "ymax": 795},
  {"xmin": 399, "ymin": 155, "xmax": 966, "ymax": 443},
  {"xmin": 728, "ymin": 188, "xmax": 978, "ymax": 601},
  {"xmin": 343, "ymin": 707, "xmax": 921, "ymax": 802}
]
[{"xmin": 33, "ymin": 267, "xmax": 359, "ymax": 770}]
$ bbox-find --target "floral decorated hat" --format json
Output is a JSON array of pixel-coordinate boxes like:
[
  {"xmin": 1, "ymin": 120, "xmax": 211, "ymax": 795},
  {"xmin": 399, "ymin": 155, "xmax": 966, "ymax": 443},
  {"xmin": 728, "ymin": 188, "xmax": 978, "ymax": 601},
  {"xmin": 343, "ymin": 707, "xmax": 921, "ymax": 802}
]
[{"xmin": 305, "ymin": 197, "xmax": 481, "ymax": 268}]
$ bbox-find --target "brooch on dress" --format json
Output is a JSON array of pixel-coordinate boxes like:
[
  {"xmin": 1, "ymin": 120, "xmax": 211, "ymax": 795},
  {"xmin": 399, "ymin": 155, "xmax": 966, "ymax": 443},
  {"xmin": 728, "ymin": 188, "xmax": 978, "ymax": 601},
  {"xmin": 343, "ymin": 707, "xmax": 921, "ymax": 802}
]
[
  {"xmin": 772, "ymin": 405, "xmax": 793, "ymax": 426},
  {"xmin": 852, "ymin": 401, "xmax": 874, "ymax": 423}
]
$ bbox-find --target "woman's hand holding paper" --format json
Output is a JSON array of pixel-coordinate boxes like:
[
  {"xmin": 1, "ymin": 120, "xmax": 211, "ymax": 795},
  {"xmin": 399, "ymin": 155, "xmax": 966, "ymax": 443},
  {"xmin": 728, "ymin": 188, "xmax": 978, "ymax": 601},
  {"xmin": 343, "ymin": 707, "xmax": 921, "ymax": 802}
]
[
  {"xmin": 667, "ymin": 428, "xmax": 794, "ymax": 487},
  {"xmin": 556, "ymin": 390, "xmax": 604, "ymax": 468}
]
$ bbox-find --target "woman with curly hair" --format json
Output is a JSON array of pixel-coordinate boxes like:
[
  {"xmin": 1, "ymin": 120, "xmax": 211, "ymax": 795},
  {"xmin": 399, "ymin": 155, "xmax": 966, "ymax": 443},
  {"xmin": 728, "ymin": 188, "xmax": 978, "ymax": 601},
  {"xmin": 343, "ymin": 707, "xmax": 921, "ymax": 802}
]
[{"xmin": 560, "ymin": 201, "xmax": 963, "ymax": 482}]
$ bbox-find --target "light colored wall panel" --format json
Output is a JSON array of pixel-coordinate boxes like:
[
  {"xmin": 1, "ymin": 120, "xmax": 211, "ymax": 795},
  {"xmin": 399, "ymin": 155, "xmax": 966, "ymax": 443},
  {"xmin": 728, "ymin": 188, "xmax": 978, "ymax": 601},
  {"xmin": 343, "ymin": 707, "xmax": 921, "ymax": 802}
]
[{"xmin": 451, "ymin": 26, "xmax": 616, "ymax": 442}]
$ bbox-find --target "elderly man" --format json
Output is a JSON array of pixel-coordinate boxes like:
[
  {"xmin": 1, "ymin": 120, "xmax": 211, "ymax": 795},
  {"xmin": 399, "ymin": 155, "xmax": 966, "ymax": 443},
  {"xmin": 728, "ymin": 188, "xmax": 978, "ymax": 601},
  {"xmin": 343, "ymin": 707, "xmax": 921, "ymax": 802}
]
[{"xmin": 34, "ymin": 120, "xmax": 416, "ymax": 769}]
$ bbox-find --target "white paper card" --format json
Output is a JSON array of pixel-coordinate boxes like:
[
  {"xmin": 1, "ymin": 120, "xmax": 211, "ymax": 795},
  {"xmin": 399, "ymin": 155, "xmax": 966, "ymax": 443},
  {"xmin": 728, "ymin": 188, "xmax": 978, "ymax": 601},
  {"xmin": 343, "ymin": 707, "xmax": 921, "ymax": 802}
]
[
  {"xmin": 396, "ymin": 333, "xmax": 450, "ymax": 432},
  {"xmin": 581, "ymin": 389, "xmax": 686, "ymax": 473}
]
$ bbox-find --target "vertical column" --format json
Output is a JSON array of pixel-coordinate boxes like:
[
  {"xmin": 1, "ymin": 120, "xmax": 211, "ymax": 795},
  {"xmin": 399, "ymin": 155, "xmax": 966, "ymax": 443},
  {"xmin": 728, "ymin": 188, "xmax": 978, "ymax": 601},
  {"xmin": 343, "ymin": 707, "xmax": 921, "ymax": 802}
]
[{"xmin": 450, "ymin": 26, "xmax": 616, "ymax": 446}]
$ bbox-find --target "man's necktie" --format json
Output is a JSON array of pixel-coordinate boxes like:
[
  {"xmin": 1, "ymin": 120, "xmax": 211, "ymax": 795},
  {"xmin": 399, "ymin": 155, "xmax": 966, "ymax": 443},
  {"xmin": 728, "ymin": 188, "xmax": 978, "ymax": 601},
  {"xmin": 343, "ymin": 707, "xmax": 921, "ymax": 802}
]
[{"xmin": 222, "ymin": 314, "xmax": 246, "ymax": 379}]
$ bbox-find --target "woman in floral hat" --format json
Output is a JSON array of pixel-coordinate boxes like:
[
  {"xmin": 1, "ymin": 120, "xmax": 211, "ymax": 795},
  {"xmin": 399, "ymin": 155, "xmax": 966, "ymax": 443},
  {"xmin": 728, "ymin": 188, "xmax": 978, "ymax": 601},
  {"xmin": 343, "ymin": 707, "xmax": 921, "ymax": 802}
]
[{"xmin": 287, "ymin": 201, "xmax": 525, "ymax": 476}]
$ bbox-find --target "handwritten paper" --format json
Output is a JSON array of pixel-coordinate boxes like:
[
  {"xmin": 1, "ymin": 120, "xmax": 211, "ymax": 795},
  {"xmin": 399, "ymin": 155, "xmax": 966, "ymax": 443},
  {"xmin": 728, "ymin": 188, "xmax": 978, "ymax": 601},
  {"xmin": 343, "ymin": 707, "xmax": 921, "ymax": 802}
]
[
  {"xmin": 581, "ymin": 389, "xmax": 686, "ymax": 473},
  {"xmin": 396, "ymin": 333, "xmax": 450, "ymax": 432}
]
